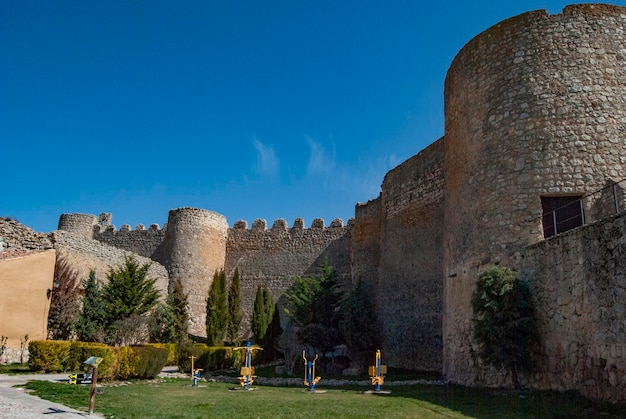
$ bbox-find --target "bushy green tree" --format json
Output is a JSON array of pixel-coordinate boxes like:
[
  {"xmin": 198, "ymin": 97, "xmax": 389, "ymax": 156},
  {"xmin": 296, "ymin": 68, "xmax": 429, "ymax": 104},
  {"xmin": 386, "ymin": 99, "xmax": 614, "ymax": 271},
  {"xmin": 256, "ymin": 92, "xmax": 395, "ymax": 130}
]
[
  {"xmin": 283, "ymin": 258, "xmax": 342, "ymax": 358},
  {"xmin": 227, "ymin": 269, "xmax": 243, "ymax": 344},
  {"xmin": 282, "ymin": 275, "xmax": 318, "ymax": 327},
  {"xmin": 74, "ymin": 270, "xmax": 107, "ymax": 342},
  {"xmin": 101, "ymin": 255, "xmax": 160, "ymax": 321},
  {"xmin": 471, "ymin": 266, "xmax": 536, "ymax": 389},
  {"xmin": 206, "ymin": 270, "xmax": 228, "ymax": 346}
]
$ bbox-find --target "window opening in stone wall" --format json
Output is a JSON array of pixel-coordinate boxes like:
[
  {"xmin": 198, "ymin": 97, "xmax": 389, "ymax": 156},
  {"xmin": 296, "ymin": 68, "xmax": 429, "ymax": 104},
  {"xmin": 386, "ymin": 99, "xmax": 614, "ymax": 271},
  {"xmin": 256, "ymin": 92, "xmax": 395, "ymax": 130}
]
[{"xmin": 541, "ymin": 195, "xmax": 584, "ymax": 238}]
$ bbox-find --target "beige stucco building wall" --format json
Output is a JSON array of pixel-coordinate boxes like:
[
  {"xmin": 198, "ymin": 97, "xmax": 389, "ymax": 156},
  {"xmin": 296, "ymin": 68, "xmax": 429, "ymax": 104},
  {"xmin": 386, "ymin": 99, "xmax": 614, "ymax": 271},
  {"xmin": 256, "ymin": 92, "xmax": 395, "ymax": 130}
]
[{"xmin": 0, "ymin": 250, "xmax": 56, "ymax": 356}]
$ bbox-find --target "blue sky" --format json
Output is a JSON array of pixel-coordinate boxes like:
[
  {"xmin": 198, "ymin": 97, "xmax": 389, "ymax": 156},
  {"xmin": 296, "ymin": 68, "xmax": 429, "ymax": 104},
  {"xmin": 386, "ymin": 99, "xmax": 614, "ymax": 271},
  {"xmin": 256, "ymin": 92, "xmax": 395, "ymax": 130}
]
[{"xmin": 3, "ymin": 1, "xmax": 618, "ymax": 233}]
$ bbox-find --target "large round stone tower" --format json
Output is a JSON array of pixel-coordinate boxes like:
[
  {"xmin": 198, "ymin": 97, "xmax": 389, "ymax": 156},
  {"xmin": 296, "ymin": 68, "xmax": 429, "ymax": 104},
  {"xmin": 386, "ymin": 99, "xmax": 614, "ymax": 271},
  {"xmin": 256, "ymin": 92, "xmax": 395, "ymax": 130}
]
[
  {"xmin": 161, "ymin": 207, "xmax": 228, "ymax": 336},
  {"xmin": 442, "ymin": 4, "xmax": 626, "ymax": 383},
  {"xmin": 57, "ymin": 213, "xmax": 98, "ymax": 239}
]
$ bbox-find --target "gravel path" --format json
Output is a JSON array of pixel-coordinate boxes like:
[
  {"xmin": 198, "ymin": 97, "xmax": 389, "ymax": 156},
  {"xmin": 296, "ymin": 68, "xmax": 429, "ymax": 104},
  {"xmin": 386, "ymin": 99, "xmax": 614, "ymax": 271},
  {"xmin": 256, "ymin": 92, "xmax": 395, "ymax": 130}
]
[{"xmin": 0, "ymin": 373, "xmax": 104, "ymax": 418}]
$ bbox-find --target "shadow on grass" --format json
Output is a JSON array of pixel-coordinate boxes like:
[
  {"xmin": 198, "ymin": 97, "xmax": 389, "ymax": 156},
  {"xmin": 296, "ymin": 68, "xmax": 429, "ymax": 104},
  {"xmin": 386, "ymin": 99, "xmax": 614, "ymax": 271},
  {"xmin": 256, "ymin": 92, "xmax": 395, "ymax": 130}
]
[{"xmin": 384, "ymin": 384, "xmax": 626, "ymax": 419}]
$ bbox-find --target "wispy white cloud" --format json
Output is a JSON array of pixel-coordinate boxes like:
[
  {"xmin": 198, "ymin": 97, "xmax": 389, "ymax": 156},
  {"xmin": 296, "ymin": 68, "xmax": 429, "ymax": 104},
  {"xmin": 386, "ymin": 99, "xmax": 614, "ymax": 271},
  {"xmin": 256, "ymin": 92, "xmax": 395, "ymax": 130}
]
[
  {"xmin": 305, "ymin": 136, "xmax": 335, "ymax": 178},
  {"xmin": 246, "ymin": 134, "xmax": 400, "ymax": 206},
  {"xmin": 356, "ymin": 153, "xmax": 400, "ymax": 197},
  {"xmin": 251, "ymin": 137, "xmax": 279, "ymax": 178},
  {"xmin": 302, "ymin": 135, "xmax": 400, "ymax": 200}
]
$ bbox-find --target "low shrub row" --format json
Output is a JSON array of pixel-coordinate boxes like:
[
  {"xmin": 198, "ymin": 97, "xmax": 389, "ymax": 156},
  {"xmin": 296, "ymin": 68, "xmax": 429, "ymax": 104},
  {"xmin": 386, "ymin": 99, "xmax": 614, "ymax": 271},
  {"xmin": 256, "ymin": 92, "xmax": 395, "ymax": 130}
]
[
  {"xmin": 178, "ymin": 343, "xmax": 253, "ymax": 374},
  {"xmin": 28, "ymin": 340, "xmax": 252, "ymax": 379},
  {"xmin": 28, "ymin": 341, "xmax": 168, "ymax": 380},
  {"xmin": 145, "ymin": 343, "xmax": 178, "ymax": 365}
]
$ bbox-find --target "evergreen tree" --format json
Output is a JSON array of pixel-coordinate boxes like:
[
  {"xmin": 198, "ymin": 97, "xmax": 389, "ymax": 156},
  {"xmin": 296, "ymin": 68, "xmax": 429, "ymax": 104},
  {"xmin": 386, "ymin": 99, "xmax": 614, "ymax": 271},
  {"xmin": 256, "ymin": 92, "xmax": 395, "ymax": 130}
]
[
  {"xmin": 74, "ymin": 270, "xmax": 107, "ymax": 342},
  {"xmin": 101, "ymin": 255, "xmax": 160, "ymax": 321},
  {"xmin": 282, "ymin": 276, "xmax": 318, "ymax": 327},
  {"xmin": 148, "ymin": 278, "xmax": 189, "ymax": 344},
  {"xmin": 205, "ymin": 270, "xmax": 228, "ymax": 346},
  {"xmin": 283, "ymin": 258, "xmax": 343, "ymax": 359},
  {"xmin": 251, "ymin": 285, "xmax": 269, "ymax": 344},
  {"xmin": 262, "ymin": 286, "xmax": 274, "ymax": 328},
  {"xmin": 169, "ymin": 278, "xmax": 190, "ymax": 344},
  {"xmin": 263, "ymin": 301, "xmax": 283, "ymax": 359},
  {"xmin": 227, "ymin": 268, "xmax": 242, "ymax": 344}
]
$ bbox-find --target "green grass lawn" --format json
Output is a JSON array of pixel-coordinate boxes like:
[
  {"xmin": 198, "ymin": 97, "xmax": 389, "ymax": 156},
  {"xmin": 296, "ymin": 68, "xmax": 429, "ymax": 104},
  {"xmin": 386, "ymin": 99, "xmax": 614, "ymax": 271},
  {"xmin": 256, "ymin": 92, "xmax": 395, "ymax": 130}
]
[{"xmin": 22, "ymin": 378, "xmax": 626, "ymax": 419}]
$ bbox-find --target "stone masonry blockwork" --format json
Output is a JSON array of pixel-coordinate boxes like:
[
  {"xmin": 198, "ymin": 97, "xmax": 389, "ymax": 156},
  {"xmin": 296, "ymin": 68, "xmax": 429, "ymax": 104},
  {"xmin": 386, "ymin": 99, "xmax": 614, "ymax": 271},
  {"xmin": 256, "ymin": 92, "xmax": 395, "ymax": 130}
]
[{"xmin": 26, "ymin": 3, "xmax": 626, "ymax": 403}]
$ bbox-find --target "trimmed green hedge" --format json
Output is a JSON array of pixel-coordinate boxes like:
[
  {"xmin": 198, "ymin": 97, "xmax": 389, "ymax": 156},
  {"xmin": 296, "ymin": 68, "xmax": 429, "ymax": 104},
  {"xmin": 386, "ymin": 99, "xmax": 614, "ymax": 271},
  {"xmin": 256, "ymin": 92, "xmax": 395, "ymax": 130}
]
[
  {"xmin": 118, "ymin": 346, "xmax": 168, "ymax": 379},
  {"xmin": 68, "ymin": 342, "xmax": 119, "ymax": 380},
  {"xmin": 28, "ymin": 341, "xmax": 168, "ymax": 381},
  {"xmin": 178, "ymin": 343, "xmax": 248, "ymax": 374},
  {"xmin": 28, "ymin": 340, "xmax": 73, "ymax": 372},
  {"xmin": 144, "ymin": 343, "xmax": 177, "ymax": 365}
]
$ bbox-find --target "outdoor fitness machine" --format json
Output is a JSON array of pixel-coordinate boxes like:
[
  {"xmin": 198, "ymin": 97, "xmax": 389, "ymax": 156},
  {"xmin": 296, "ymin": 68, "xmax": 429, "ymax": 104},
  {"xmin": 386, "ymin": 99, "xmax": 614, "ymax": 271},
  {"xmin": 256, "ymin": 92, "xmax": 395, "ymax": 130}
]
[
  {"xmin": 189, "ymin": 355, "xmax": 203, "ymax": 386},
  {"xmin": 234, "ymin": 341, "xmax": 263, "ymax": 390},
  {"xmin": 69, "ymin": 372, "xmax": 92, "ymax": 385},
  {"xmin": 368, "ymin": 350, "xmax": 389, "ymax": 394},
  {"xmin": 302, "ymin": 351, "xmax": 321, "ymax": 391}
]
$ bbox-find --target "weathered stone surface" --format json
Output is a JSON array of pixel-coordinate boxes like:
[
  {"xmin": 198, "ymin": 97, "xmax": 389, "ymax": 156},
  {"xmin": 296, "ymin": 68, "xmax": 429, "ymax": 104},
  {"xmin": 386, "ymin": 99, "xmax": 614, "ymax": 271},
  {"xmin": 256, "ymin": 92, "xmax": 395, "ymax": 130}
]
[
  {"xmin": 442, "ymin": 4, "xmax": 626, "ymax": 396},
  {"xmin": 5, "ymin": 2, "xmax": 626, "ymax": 405}
]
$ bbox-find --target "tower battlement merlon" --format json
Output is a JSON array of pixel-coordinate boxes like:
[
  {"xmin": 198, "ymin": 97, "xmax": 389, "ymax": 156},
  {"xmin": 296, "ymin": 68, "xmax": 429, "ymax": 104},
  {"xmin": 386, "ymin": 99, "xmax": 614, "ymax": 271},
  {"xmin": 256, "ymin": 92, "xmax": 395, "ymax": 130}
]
[
  {"xmin": 95, "ymin": 222, "xmax": 165, "ymax": 234},
  {"xmin": 229, "ymin": 217, "xmax": 354, "ymax": 232}
]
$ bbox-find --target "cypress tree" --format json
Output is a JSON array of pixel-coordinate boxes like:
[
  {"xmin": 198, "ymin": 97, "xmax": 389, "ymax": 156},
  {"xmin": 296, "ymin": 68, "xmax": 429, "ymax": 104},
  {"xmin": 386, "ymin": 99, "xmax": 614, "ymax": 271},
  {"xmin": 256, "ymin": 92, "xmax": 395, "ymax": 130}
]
[
  {"xmin": 206, "ymin": 270, "xmax": 228, "ymax": 346},
  {"xmin": 170, "ymin": 278, "xmax": 189, "ymax": 344},
  {"xmin": 264, "ymin": 301, "xmax": 283, "ymax": 359},
  {"xmin": 227, "ymin": 268, "xmax": 243, "ymax": 344},
  {"xmin": 149, "ymin": 278, "xmax": 189, "ymax": 343},
  {"xmin": 262, "ymin": 286, "xmax": 274, "ymax": 327},
  {"xmin": 251, "ymin": 286, "xmax": 268, "ymax": 344},
  {"xmin": 74, "ymin": 270, "xmax": 107, "ymax": 342}
]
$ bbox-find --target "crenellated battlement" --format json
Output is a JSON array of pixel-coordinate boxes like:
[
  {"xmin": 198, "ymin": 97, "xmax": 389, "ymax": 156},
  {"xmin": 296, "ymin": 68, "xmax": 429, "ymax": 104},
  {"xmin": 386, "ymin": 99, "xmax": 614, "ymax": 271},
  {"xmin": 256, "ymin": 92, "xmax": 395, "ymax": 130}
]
[
  {"xmin": 58, "ymin": 211, "xmax": 354, "ymax": 253},
  {"xmin": 95, "ymin": 222, "xmax": 165, "ymax": 233},
  {"xmin": 231, "ymin": 217, "xmax": 354, "ymax": 232}
]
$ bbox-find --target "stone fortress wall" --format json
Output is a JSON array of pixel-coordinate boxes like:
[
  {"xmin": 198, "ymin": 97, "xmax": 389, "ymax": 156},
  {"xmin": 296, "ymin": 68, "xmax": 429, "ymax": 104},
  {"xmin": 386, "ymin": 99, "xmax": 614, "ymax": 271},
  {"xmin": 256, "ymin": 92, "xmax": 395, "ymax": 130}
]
[
  {"xmin": 441, "ymin": 3, "xmax": 626, "ymax": 395},
  {"xmin": 354, "ymin": 140, "xmax": 445, "ymax": 372},
  {"xmin": 7, "ymin": 2, "xmax": 626, "ymax": 403},
  {"xmin": 56, "ymin": 209, "xmax": 354, "ymax": 337},
  {"xmin": 523, "ymin": 212, "xmax": 626, "ymax": 401},
  {"xmin": 226, "ymin": 217, "xmax": 352, "ymax": 336}
]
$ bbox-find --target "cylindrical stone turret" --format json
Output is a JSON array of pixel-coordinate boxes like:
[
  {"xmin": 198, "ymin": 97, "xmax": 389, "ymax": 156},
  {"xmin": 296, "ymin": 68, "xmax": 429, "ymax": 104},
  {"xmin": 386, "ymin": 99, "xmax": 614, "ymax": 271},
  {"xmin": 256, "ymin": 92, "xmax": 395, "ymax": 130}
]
[
  {"xmin": 161, "ymin": 207, "xmax": 228, "ymax": 336},
  {"xmin": 57, "ymin": 213, "xmax": 98, "ymax": 239},
  {"xmin": 442, "ymin": 4, "xmax": 626, "ymax": 384}
]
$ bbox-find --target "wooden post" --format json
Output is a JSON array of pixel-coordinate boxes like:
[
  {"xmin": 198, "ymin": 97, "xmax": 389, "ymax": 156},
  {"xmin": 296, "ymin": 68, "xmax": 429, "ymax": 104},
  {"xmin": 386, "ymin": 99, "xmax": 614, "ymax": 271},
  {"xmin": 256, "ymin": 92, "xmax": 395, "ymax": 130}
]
[
  {"xmin": 88, "ymin": 366, "xmax": 98, "ymax": 415},
  {"xmin": 189, "ymin": 355, "xmax": 196, "ymax": 380}
]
